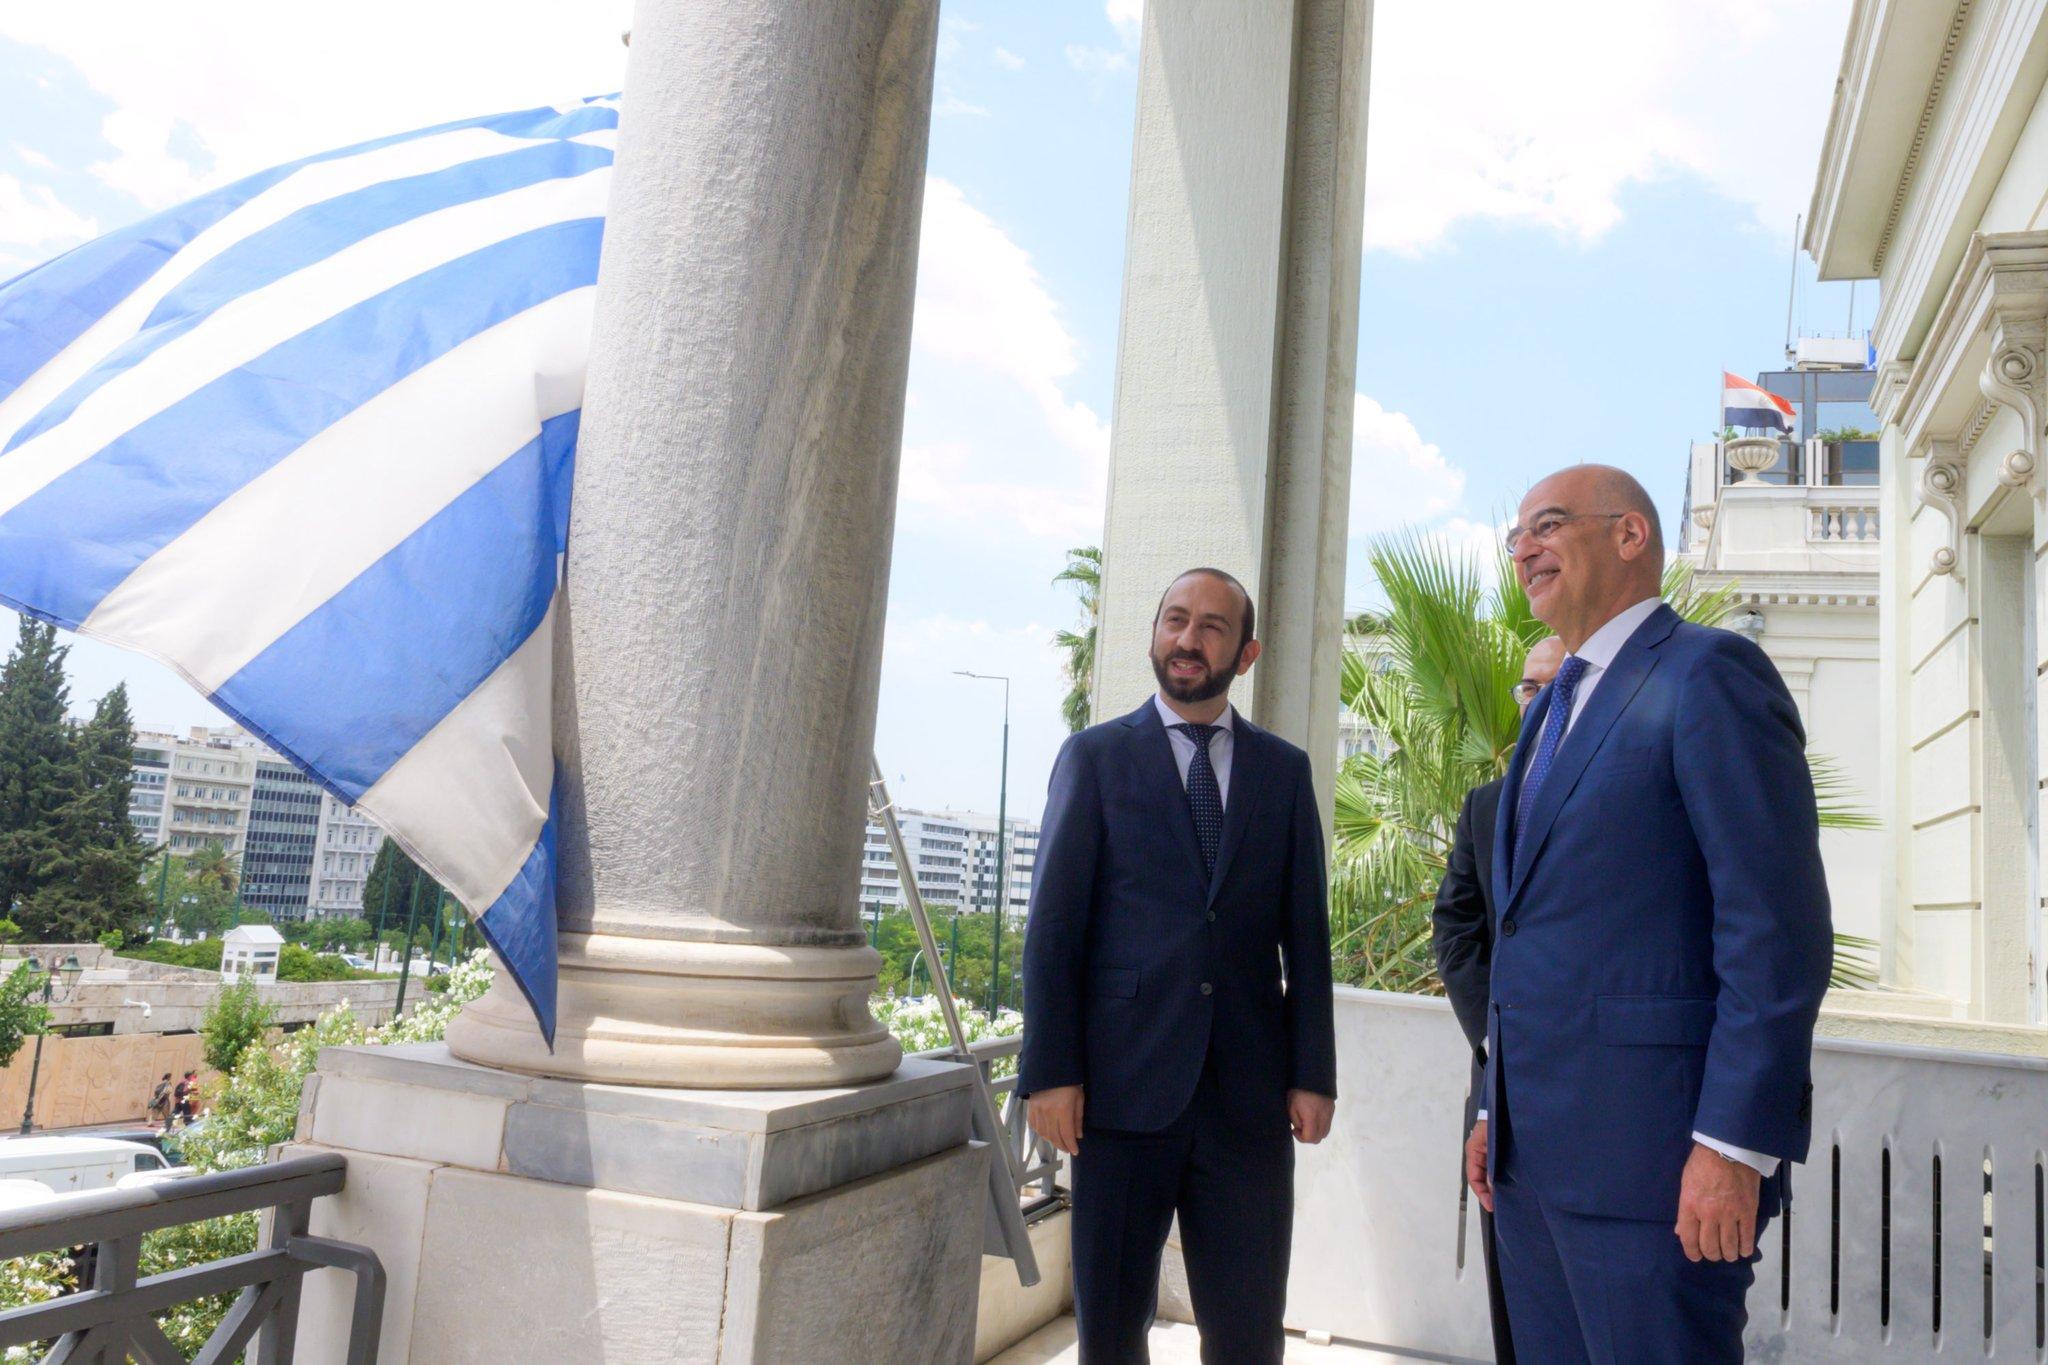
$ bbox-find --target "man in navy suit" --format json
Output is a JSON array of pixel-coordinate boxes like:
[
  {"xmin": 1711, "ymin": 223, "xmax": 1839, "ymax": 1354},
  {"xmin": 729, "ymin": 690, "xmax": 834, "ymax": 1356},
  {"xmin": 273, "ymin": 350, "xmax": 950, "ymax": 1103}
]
[
  {"xmin": 1468, "ymin": 465, "xmax": 1832, "ymax": 1362},
  {"xmin": 1019, "ymin": 567, "xmax": 1337, "ymax": 1364},
  {"xmin": 1433, "ymin": 634, "xmax": 1563, "ymax": 1365}
]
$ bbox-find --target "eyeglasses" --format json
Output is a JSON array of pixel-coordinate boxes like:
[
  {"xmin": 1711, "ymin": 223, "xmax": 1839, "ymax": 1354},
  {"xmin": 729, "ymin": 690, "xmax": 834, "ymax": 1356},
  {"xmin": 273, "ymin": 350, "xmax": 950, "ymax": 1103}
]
[
  {"xmin": 1511, "ymin": 680, "xmax": 1544, "ymax": 703},
  {"xmin": 1503, "ymin": 510, "xmax": 1626, "ymax": 555}
]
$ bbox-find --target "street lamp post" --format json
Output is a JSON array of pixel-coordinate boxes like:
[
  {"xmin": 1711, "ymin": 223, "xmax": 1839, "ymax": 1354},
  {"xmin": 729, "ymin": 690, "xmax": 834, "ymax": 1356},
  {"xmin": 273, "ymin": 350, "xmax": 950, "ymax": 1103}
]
[
  {"xmin": 19, "ymin": 954, "xmax": 84, "ymax": 1135},
  {"xmin": 954, "ymin": 671, "xmax": 1011, "ymax": 1018}
]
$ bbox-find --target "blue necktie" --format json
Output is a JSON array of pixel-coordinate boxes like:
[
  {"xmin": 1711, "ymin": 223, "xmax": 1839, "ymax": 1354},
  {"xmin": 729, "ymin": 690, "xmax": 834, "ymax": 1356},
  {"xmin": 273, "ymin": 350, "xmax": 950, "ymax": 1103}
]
[
  {"xmin": 1514, "ymin": 654, "xmax": 1590, "ymax": 869},
  {"xmin": 1172, "ymin": 723, "xmax": 1224, "ymax": 877}
]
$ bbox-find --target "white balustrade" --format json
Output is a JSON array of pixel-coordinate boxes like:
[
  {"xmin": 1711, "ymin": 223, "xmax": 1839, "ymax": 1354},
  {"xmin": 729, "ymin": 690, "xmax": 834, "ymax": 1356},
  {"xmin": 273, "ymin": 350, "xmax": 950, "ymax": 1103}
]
[{"xmin": 1279, "ymin": 991, "xmax": 2046, "ymax": 1361}]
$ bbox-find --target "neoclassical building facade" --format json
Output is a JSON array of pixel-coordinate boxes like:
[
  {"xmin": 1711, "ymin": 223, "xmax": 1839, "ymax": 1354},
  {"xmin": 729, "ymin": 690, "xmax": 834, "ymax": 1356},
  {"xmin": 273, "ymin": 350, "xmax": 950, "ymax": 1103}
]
[{"xmin": 1810, "ymin": 0, "xmax": 2048, "ymax": 1041}]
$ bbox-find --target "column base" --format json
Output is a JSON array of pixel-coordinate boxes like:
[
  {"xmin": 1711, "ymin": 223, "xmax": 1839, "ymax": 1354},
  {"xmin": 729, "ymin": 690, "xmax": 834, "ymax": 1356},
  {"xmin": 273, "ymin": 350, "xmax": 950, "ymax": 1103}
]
[
  {"xmin": 444, "ymin": 931, "xmax": 902, "ymax": 1087},
  {"xmin": 290, "ymin": 1042, "xmax": 986, "ymax": 1364}
]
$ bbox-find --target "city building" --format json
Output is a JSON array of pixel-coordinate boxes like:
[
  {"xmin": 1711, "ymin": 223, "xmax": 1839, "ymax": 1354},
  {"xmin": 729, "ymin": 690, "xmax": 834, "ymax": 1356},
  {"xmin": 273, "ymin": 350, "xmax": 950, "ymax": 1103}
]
[
  {"xmin": 129, "ymin": 724, "xmax": 389, "ymax": 921},
  {"xmin": 308, "ymin": 792, "xmax": 388, "ymax": 919},
  {"xmin": 242, "ymin": 757, "xmax": 322, "ymax": 921},
  {"xmin": 1809, "ymin": 0, "xmax": 2048, "ymax": 1032},
  {"xmin": 131, "ymin": 725, "xmax": 259, "ymax": 860},
  {"xmin": 1677, "ymin": 355, "xmax": 1884, "ymax": 946},
  {"xmin": 952, "ymin": 812, "xmax": 1038, "ymax": 917},
  {"xmin": 857, "ymin": 806, "xmax": 1039, "ymax": 916}
]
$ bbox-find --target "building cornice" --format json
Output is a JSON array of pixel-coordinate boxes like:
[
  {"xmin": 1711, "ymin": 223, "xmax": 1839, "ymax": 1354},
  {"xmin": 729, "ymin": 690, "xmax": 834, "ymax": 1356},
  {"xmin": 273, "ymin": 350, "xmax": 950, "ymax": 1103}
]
[
  {"xmin": 1806, "ymin": 0, "xmax": 1971, "ymax": 283},
  {"xmin": 1870, "ymin": 0, "xmax": 2048, "ymax": 367}
]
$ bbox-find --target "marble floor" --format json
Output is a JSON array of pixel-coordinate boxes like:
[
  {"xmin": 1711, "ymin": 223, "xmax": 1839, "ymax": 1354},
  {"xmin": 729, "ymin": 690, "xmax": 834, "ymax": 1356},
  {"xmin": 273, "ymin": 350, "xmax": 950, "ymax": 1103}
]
[{"xmin": 987, "ymin": 1317, "xmax": 1424, "ymax": 1364}]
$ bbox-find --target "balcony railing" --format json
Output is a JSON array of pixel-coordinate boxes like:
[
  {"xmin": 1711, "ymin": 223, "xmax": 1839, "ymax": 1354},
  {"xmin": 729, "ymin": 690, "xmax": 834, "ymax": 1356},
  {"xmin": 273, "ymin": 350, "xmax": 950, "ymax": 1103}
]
[
  {"xmin": 0, "ymin": 1152, "xmax": 383, "ymax": 1364},
  {"xmin": 1808, "ymin": 497, "xmax": 1881, "ymax": 543},
  {"xmin": 1274, "ymin": 990, "xmax": 2048, "ymax": 1362},
  {"xmin": 915, "ymin": 1032, "xmax": 1064, "ymax": 1225}
]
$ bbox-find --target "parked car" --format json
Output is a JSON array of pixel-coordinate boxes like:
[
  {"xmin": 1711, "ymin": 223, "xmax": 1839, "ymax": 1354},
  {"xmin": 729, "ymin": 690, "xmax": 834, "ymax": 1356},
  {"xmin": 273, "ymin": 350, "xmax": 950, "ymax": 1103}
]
[
  {"xmin": 0, "ymin": 1137, "xmax": 182, "ymax": 1196},
  {"xmin": 340, "ymin": 953, "xmax": 373, "ymax": 971}
]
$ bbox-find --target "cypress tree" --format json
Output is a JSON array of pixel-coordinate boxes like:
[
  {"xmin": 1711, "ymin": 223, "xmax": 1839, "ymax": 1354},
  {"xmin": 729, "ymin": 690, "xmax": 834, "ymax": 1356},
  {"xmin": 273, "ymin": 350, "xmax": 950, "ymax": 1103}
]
[
  {"xmin": 0, "ymin": 620, "xmax": 73, "ymax": 921},
  {"xmin": 16, "ymin": 682, "xmax": 150, "ymax": 941}
]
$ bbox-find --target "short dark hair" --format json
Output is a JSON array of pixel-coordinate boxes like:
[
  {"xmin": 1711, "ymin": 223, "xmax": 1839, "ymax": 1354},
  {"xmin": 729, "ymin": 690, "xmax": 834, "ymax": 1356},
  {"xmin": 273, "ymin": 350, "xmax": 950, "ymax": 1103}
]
[{"xmin": 1155, "ymin": 567, "xmax": 1256, "ymax": 650}]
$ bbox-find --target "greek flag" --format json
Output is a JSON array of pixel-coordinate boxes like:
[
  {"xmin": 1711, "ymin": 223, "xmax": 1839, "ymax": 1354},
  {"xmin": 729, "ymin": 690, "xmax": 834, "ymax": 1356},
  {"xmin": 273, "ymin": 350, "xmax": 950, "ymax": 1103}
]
[{"xmin": 0, "ymin": 97, "xmax": 619, "ymax": 1043}]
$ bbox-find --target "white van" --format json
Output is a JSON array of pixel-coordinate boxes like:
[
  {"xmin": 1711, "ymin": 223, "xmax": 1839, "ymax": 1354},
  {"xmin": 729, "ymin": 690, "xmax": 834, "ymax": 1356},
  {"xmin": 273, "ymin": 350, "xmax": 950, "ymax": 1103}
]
[{"xmin": 0, "ymin": 1137, "xmax": 181, "ymax": 1196}]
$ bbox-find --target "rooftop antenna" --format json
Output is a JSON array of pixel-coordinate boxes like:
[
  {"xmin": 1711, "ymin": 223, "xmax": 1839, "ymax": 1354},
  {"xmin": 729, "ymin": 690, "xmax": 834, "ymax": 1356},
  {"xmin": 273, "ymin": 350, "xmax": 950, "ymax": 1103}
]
[{"xmin": 1784, "ymin": 213, "xmax": 1801, "ymax": 363}]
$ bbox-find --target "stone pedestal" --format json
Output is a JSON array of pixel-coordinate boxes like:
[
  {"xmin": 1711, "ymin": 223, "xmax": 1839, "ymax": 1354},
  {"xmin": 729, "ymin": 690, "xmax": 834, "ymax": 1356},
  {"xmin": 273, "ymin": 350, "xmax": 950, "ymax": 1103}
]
[{"xmin": 290, "ymin": 1043, "xmax": 987, "ymax": 1364}]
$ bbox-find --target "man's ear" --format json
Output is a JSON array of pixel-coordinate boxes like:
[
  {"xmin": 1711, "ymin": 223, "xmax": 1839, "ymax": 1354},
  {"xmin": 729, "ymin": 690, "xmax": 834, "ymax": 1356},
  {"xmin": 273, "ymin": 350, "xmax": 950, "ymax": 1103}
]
[
  {"xmin": 1236, "ymin": 639, "xmax": 1262, "ymax": 675},
  {"xmin": 1616, "ymin": 512, "xmax": 1653, "ymax": 562}
]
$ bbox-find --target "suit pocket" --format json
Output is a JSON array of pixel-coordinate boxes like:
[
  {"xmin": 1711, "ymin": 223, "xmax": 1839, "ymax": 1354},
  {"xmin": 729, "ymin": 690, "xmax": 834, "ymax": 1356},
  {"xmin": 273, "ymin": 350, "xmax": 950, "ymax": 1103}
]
[
  {"xmin": 1596, "ymin": 994, "xmax": 1715, "ymax": 1046},
  {"xmin": 1089, "ymin": 966, "xmax": 1139, "ymax": 998}
]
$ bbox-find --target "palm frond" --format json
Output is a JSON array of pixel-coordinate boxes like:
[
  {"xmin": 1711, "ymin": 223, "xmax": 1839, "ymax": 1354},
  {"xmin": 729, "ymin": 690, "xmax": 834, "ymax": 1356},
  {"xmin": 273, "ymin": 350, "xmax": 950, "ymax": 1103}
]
[
  {"xmin": 1830, "ymin": 931, "xmax": 1880, "ymax": 990},
  {"xmin": 1808, "ymin": 749, "xmax": 1881, "ymax": 831}
]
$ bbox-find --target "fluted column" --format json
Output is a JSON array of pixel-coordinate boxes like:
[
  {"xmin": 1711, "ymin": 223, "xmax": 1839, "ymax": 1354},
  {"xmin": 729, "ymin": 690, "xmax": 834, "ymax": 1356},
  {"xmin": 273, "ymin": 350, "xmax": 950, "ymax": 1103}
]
[{"xmin": 448, "ymin": 0, "xmax": 938, "ymax": 1086}]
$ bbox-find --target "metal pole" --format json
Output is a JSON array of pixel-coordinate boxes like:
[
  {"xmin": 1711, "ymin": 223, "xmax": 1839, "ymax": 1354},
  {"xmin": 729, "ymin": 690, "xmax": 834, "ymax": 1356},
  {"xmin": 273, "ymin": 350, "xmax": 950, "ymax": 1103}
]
[
  {"xmin": 152, "ymin": 849, "xmax": 171, "ymax": 938},
  {"xmin": 393, "ymin": 879, "xmax": 430, "ymax": 1019},
  {"xmin": 18, "ymin": 973, "xmax": 52, "ymax": 1135},
  {"xmin": 990, "ymin": 680, "xmax": 1009, "ymax": 1016}
]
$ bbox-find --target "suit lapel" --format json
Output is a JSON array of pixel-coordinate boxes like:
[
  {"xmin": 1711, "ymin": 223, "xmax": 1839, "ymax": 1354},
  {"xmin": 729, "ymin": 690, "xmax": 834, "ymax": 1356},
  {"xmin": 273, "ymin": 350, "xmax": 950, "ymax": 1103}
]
[
  {"xmin": 1122, "ymin": 701, "xmax": 1208, "ymax": 883},
  {"xmin": 1492, "ymin": 694, "xmax": 1546, "ymax": 914},
  {"xmin": 1206, "ymin": 712, "xmax": 1262, "ymax": 905},
  {"xmin": 1505, "ymin": 606, "xmax": 1677, "ymax": 907}
]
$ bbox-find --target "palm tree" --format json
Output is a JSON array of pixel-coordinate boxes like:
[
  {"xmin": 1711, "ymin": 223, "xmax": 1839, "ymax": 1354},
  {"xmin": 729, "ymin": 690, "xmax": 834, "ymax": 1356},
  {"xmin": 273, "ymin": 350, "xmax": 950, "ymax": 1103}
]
[
  {"xmin": 1052, "ymin": 546, "xmax": 1101, "ymax": 734},
  {"xmin": 1332, "ymin": 530, "xmax": 1878, "ymax": 993},
  {"xmin": 186, "ymin": 840, "xmax": 237, "ymax": 898}
]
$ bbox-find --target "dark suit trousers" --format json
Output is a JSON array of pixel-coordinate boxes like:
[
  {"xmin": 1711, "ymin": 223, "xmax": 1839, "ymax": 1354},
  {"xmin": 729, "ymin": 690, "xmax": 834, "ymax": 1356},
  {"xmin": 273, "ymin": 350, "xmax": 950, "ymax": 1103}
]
[
  {"xmin": 1070, "ymin": 1059, "xmax": 1294, "ymax": 1364},
  {"xmin": 1492, "ymin": 1170, "xmax": 1763, "ymax": 1364}
]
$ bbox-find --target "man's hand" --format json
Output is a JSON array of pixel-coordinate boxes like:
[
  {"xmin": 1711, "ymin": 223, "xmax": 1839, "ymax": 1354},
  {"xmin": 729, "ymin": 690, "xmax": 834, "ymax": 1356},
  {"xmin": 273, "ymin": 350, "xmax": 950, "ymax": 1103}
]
[
  {"xmin": 1027, "ymin": 1085, "xmax": 1085, "ymax": 1156},
  {"xmin": 1464, "ymin": 1118, "xmax": 1492, "ymax": 1213},
  {"xmin": 1675, "ymin": 1142, "xmax": 1761, "ymax": 1262},
  {"xmin": 1287, "ymin": 1089, "xmax": 1334, "ymax": 1144}
]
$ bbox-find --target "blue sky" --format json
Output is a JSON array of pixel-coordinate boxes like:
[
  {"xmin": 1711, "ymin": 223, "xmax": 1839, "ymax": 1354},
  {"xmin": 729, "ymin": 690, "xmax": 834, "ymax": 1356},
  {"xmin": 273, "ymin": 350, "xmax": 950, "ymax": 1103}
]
[{"xmin": 0, "ymin": 0, "xmax": 1868, "ymax": 823}]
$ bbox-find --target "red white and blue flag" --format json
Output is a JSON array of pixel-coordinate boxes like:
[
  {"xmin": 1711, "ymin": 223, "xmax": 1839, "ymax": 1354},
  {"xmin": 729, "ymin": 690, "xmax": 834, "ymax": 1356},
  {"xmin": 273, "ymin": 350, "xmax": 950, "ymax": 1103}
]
[{"xmin": 1721, "ymin": 371, "xmax": 1796, "ymax": 433}]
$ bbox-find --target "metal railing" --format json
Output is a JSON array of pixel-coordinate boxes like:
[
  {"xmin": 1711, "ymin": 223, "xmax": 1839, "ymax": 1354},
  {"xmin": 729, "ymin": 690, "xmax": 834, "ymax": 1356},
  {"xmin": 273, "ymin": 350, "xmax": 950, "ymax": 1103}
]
[
  {"xmin": 0, "ymin": 1152, "xmax": 383, "ymax": 1364},
  {"xmin": 915, "ymin": 1033, "xmax": 1065, "ymax": 1224}
]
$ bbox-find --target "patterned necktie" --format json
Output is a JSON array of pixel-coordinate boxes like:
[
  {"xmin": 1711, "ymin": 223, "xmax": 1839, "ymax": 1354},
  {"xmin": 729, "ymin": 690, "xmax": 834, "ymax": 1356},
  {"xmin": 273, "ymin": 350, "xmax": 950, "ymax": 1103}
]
[
  {"xmin": 1513, "ymin": 654, "xmax": 1591, "ymax": 869},
  {"xmin": 1172, "ymin": 723, "xmax": 1224, "ymax": 877}
]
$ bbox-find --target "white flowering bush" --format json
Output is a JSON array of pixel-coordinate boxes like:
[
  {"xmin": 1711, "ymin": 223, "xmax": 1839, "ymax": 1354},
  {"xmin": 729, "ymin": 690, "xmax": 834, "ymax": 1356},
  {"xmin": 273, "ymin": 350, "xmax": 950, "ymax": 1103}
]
[
  {"xmin": 132, "ymin": 949, "xmax": 498, "ymax": 1352},
  {"xmin": 870, "ymin": 994, "xmax": 1022, "ymax": 1078},
  {"xmin": 0, "ymin": 1250, "xmax": 70, "ymax": 1362}
]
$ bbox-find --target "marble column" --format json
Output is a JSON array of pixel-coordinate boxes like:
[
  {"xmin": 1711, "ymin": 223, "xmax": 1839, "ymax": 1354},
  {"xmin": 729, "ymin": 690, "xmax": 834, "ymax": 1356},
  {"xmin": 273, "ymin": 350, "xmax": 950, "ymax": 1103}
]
[
  {"xmin": 1090, "ymin": 0, "xmax": 1371, "ymax": 825},
  {"xmin": 447, "ymin": 0, "xmax": 938, "ymax": 1087}
]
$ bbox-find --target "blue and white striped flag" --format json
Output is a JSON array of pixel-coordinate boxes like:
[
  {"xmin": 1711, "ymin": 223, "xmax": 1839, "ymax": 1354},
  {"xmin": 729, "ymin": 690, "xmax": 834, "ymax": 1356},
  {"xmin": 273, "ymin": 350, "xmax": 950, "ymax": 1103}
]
[{"xmin": 0, "ymin": 96, "xmax": 620, "ymax": 1043}]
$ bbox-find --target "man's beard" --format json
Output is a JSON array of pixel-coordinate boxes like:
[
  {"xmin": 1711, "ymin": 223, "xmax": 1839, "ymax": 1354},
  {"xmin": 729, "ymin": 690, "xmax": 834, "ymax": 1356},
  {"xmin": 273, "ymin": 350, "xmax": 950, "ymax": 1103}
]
[{"xmin": 1151, "ymin": 646, "xmax": 1236, "ymax": 704}]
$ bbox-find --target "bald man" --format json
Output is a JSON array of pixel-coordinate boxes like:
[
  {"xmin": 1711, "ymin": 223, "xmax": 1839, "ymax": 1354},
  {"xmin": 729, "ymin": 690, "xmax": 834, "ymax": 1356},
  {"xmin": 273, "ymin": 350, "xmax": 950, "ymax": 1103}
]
[
  {"xmin": 1432, "ymin": 634, "xmax": 1563, "ymax": 1365},
  {"xmin": 1476, "ymin": 466, "xmax": 1831, "ymax": 1362}
]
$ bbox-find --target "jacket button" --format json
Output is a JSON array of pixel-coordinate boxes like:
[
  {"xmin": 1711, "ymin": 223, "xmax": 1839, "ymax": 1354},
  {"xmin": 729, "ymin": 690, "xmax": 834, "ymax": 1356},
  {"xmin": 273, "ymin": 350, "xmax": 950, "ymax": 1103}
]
[
  {"xmin": 1206, "ymin": 911, "xmax": 1216, "ymax": 922},
  {"xmin": 1200, "ymin": 982, "xmax": 1213, "ymax": 995},
  {"xmin": 1501, "ymin": 919, "xmax": 1518, "ymax": 937}
]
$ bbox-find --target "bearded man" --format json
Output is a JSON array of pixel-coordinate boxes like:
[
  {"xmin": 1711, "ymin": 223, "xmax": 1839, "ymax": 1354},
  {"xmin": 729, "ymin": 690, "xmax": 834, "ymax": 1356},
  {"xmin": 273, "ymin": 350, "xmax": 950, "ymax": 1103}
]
[{"xmin": 1019, "ymin": 566, "xmax": 1336, "ymax": 1364}]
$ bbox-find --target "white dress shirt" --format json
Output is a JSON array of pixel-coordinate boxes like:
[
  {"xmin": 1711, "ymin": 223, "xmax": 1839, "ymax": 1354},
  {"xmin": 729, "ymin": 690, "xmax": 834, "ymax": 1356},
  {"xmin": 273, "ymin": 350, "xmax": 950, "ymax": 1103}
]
[
  {"xmin": 1154, "ymin": 693, "xmax": 1235, "ymax": 808},
  {"xmin": 1487, "ymin": 596, "xmax": 1778, "ymax": 1178}
]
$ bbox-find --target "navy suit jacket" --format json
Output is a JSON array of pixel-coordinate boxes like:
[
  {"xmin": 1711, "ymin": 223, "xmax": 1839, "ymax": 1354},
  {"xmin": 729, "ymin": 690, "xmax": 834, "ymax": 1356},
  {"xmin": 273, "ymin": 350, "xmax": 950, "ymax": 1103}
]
[
  {"xmin": 1485, "ymin": 604, "xmax": 1832, "ymax": 1222},
  {"xmin": 1435, "ymin": 776, "xmax": 1503, "ymax": 1129},
  {"xmin": 1017, "ymin": 699, "xmax": 1338, "ymax": 1134}
]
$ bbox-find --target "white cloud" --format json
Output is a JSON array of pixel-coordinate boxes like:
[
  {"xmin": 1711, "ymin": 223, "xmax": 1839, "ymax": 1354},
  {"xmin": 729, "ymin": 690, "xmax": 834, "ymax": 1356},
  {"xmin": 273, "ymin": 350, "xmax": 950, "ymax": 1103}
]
[
  {"xmin": 13, "ymin": 145, "xmax": 54, "ymax": 170},
  {"xmin": 899, "ymin": 442, "xmax": 1103, "ymax": 544},
  {"xmin": 993, "ymin": 47, "xmax": 1026, "ymax": 71},
  {"xmin": 1065, "ymin": 45, "xmax": 1129, "ymax": 76},
  {"xmin": 935, "ymin": 93, "xmax": 989, "ymax": 119},
  {"xmin": 1347, "ymin": 394, "xmax": 1465, "ymax": 535},
  {"xmin": 911, "ymin": 178, "xmax": 1109, "ymax": 463},
  {"xmin": 0, "ymin": 172, "xmax": 99, "ymax": 255},
  {"xmin": 88, "ymin": 109, "xmax": 208, "ymax": 211},
  {"xmin": 0, "ymin": 4, "xmax": 633, "ymax": 206},
  {"xmin": 1366, "ymin": 0, "xmax": 1851, "ymax": 251},
  {"xmin": 1106, "ymin": 0, "xmax": 1144, "ymax": 45}
]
